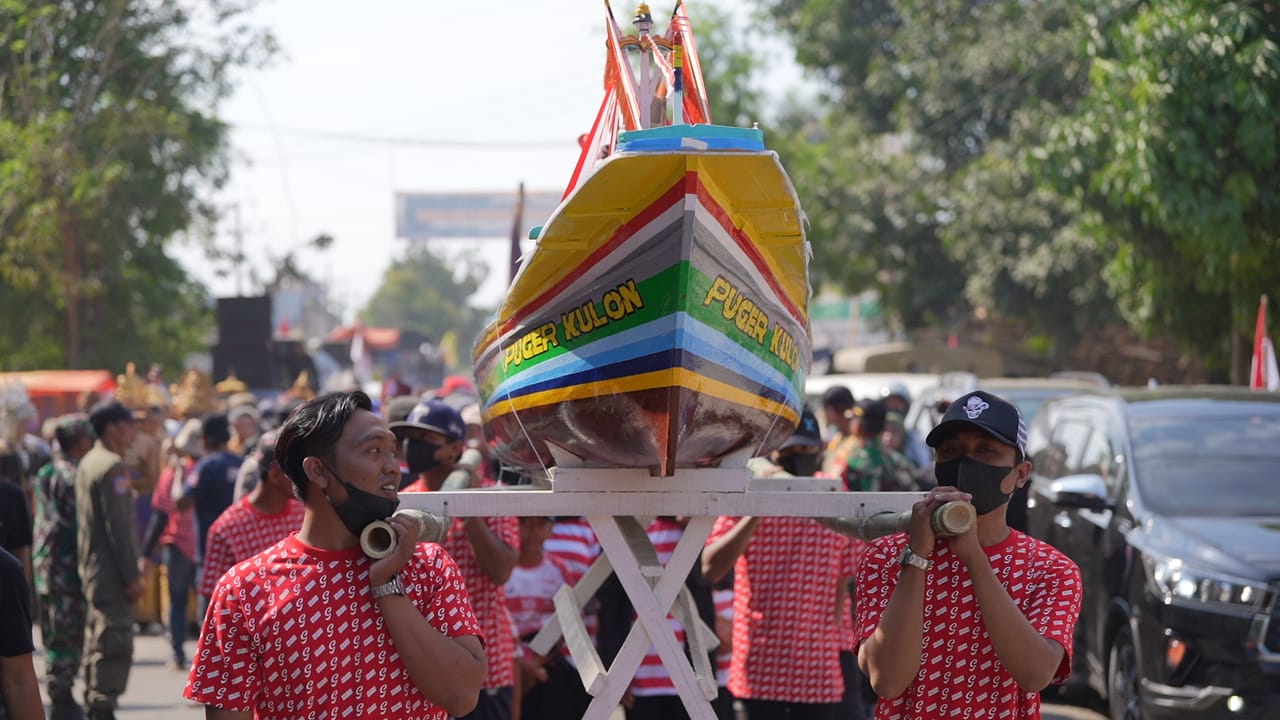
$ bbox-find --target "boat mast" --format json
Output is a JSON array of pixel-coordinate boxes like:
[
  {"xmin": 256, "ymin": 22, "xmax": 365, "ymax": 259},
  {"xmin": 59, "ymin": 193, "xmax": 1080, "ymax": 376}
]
[{"xmin": 633, "ymin": 3, "xmax": 654, "ymax": 129}]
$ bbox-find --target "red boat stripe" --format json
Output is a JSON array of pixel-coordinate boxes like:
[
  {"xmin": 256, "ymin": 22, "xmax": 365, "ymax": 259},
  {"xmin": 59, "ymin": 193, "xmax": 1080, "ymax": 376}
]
[
  {"xmin": 503, "ymin": 169, "xmax": 805, "ymax": 334},
  {"xmin": 501, "ymin": 178, "xmax": 688, "ymax": 335},
  {"xmin": 691, "ymin": 174, "xmax": 805, "ymax": 326}
]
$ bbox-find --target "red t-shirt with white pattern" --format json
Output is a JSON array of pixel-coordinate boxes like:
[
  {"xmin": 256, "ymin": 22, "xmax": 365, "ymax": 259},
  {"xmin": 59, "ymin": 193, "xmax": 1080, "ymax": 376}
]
[
  {"xmin": 854, "ymin": 530, "xmax": 1082, "ymax": 720},
  {"xmin": 713, "ymin": 586, "xmax": 733, "ymax": 687},
  {"xmin": 198, "ymin": 496, "xmax": 306, "ymax": 596},
  {"xmin": 183, "ymin": 534, "xmax": 481, "ymax": 719},
  {"xmin": 707, "ymin": 516, "xmax": 860, "ymax": 704},
  {"xmin": 442, "ymin": 512, "xmax": 520, "ymax": 689}
]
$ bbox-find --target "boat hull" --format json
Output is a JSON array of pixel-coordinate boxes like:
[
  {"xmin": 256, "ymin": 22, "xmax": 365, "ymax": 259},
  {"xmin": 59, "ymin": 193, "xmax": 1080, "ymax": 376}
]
[{"xmin": 474, "ymin": 144, "xmax": 810, "ymax": 476}]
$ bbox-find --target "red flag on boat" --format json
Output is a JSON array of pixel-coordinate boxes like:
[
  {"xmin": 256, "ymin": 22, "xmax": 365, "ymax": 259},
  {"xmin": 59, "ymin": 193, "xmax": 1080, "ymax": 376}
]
[
  {"xmin": 605, "ymin": 2, "xmax": 642, "ymax": 131},
  {"xmin": 1250, "ymin": 294, "xmax": 1279, "ymax": 390}
]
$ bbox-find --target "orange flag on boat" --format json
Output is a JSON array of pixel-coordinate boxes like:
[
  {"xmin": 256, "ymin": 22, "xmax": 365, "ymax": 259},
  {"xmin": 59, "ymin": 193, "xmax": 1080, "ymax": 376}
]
[
  {"xmin": 668, "ymin": 1, "xmax": 711, "ymax": 124},
  {"xmin": 1250, "ymin": 294, "xmax": 1279, "ymax": 390}
]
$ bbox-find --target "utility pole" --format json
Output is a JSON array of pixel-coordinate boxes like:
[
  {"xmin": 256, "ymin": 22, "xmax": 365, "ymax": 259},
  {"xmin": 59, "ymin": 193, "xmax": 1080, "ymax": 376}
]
[{"xmin": 232, "ymin": 205, "xmax": 246, "ymax": 296}]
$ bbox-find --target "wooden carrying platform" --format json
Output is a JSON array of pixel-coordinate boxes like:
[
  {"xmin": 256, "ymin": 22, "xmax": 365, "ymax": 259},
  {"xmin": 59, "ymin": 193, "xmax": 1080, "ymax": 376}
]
[{"xmin": 398, "ymin": 468, "xmax": 922, "ymax": 720}]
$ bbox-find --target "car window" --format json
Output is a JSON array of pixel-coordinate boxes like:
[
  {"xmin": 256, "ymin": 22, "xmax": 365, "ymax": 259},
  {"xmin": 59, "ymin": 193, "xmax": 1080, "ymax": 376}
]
[
  {"xmin": 1050, "ymin": 417, "xmax": 1092, "ymax": 476},
  {"xmin": 1130, "ymin": 411, "xmax": 1280, "ymax": 516},
  {"xmin": 1078, "ymin": 415, "xmax": 1120, "ymax": 494}
]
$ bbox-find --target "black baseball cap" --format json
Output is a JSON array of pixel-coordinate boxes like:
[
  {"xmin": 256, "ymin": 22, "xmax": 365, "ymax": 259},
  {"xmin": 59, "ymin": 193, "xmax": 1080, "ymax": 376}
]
[
  {"xmin": 925, "ymin": 390, "xmax": 1027, "ymax": 457},
  {"xmin": 779, "ymin": 406, "xmax": 823, "ymax": 449}
]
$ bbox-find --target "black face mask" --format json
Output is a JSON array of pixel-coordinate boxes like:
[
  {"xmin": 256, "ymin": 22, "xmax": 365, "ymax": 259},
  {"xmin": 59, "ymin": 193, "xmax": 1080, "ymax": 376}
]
[
  {"xmin": 934, "ymin": 457, "xmax": 1015, "ymax": 515},
  {"xmin": 402, "ymin": 438, "xmax": 443, "ymax": 475},
  {"xmin": 324, "ymin": 462, "xmax": 399, "ymax": 536},
  {"xmin": 779, "ymin": 452, "xmax": 820, "ymax": 478}
]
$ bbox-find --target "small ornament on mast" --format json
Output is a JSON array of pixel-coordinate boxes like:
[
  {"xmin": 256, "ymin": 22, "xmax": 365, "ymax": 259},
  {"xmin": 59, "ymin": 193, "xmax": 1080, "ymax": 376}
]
[{"xmin": 672, "ymin": 33, "xmax": 685, "ymax": 125}]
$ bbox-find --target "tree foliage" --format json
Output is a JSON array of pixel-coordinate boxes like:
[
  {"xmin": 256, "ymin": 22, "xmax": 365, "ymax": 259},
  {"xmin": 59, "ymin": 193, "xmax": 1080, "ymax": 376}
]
[
  {"xmin": 748, "ymin": 0, "xmax": 1280, "ymax": 375},
  {"xmin": 755, "ymin": 0, "xmax": 1124, "ymax": 350},
  {"xmin": 359, "ymin": 246, "xmax": 490, "ymax": 353},
  {"xmin": 0, "ymin": 0, "xmax": 274, "ymax": 371},
  {"xmin": 1040, "ymin": 0, "xmax": 1280, "ymax": 377}
]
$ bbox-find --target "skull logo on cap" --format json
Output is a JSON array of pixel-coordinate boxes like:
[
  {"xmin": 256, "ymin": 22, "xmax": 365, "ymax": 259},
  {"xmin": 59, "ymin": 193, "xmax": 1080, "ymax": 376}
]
[{"xmin": 962, "ymin": 396, "xmax": 990, "ymax": 419}]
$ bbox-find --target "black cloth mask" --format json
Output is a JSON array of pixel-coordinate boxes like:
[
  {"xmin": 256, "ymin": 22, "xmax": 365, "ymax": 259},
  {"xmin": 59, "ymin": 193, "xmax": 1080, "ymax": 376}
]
[
  {"xmin": 934, "ymin": 457, "xmax": 1015, "ymax": 515},
  {"xmin": 324, "ymin": 462, "xmax": 399, "ymax": 536},
  {"xmin": 402, "ymin": 438, "xmax": 443, "ymax": 475},
  {"xmin": 779, "ymin": 452, "xmax": 820, "ymax": 478}
]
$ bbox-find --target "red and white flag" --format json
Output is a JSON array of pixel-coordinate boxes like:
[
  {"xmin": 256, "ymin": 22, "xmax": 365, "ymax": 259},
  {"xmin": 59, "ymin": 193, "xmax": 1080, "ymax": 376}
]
[{"xmin": 1249, "ymin": 295, "xmax": 1279, "ymax": 390}]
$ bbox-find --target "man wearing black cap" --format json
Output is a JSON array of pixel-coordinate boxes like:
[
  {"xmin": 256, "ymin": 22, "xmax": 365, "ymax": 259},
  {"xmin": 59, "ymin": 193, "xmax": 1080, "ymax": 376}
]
[
  {"xmin": 392, "ymin": 399, "xmax": 519, "ymax": 720},
  {"xmin": 75, "ymin": 401, "xmax": 142, "ymax": 720},
  {"xmin": 854, "ymin": 390, "xmax": 1082, "ymax": 720}
]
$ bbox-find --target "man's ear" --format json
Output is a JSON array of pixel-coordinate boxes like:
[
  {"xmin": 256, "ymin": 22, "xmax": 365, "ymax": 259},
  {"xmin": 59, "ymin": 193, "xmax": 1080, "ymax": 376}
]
[
  {"xmin": 301, "ymin": 456, "xmax": 330, "ymax": 489},
  {"xmin": 1015, "ymin": 459, "xmax": 1032, "ymax": 487}
]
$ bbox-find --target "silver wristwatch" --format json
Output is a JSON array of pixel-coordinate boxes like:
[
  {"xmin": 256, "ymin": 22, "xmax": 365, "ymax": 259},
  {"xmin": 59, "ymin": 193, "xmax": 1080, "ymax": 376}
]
[
  {"xmin": 371, "ymin": 574, "xmax": 405, "ymax": 599},
  {"xmin": 899, "ymin": 547, "xmax": 931, "ymax": 572}
]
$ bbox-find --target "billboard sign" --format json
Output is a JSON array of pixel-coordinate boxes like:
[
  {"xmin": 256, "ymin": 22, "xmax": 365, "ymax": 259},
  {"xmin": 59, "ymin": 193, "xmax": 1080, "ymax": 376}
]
[{"xmin": 395, "ymin": 191, "xmax": 563, "ymax": 240}]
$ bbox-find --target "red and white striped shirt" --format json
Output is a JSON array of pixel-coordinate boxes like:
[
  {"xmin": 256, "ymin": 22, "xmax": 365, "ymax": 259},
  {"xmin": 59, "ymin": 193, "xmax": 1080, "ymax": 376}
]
[
  {"xmin": 198, "ymin": 496, "xmax": 305, "ymax": 597},
  {"xmin": 546, "ymin": 517, "xmax": 601, "ymax": 645},
  {"xmin": 545, "ymin": 517, "xmax": 599, "ymax": 579},
  {"xmin": 631, "ymin": 517, "xmax": 687, "ymax": 697}
]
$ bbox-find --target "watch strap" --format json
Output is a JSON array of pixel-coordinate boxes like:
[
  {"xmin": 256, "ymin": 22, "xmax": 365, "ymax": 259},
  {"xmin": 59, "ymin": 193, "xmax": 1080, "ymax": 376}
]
[
  {"xmin": 371, "ymin": 574, "xmax": 405, "ymax": 599},
  {"xmin": 899, "ymin": 547, "xmax": 931, "ymax": 572}
]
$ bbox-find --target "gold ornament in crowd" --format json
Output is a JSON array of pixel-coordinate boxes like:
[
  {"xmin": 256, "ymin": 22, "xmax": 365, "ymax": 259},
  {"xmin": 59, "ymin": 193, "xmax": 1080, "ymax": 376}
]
[{"xmin": 170, "ymin": 369, "xmax": 216, "ymax": 418}]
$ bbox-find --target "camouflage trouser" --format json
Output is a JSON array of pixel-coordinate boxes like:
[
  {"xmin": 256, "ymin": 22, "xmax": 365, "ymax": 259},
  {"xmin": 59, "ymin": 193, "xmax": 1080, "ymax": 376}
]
[{"xmin": 39, "ymin": 590, "xmax": 87, "ymax": 696}]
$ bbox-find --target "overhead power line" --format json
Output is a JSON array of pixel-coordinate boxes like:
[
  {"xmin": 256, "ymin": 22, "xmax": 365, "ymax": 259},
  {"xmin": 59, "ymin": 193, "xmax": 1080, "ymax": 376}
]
[{"xmin": 228, "ymin": 121, "xmax": 575, "ymax": 150}]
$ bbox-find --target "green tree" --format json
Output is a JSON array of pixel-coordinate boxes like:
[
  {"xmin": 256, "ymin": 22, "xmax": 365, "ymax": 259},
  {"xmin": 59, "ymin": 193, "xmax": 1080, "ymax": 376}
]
[
  {"xmin": 1041, "ymin": 0, "xmax": 1280, "ymax": 378},
  {"xmin": 757, "ymin": 0, "xmax": 1127, "ymax": 356},
  {"xmin": 360, "ymin": 246, "xmax": 491, "ymax": 357},
  {"xmin": 0, "ymin": 0, "xmax": 274, "ymax": 371}
]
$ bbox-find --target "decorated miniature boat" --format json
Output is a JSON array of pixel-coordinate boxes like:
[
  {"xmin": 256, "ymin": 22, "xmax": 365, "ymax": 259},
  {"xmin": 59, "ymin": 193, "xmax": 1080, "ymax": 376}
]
[{"xmin": 472, "ymin": 2, "xmax": 810, "ymax": 476}]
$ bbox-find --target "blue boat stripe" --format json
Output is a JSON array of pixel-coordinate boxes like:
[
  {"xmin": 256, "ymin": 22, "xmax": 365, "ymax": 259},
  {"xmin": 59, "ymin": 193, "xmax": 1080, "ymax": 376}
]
[{"xmin": 487, "ymin": 314, "xmax": 800, "ymax": 409}]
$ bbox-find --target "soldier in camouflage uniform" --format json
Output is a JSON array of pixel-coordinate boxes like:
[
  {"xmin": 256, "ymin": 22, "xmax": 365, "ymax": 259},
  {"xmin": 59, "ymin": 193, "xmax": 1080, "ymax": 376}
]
[
  {"xmin": 76, "ymin": 401, "xmax": 142, "ymax": 720},
  {"xmin": 33, "ymin": 416, "xmax": 96, "ymax": 720},
  {"xmin": 842, "ymin": 400, "xmax": 916, "ymax": 493}
]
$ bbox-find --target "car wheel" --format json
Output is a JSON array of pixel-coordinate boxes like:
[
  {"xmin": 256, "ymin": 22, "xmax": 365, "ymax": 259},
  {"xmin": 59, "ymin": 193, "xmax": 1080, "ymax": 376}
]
[{"xmin": 1108, "ymin": 625, "xmax": 1142, "ymax": 720}]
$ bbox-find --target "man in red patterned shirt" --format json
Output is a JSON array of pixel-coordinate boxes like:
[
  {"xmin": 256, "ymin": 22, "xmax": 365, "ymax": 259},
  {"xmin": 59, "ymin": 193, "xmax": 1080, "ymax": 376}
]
[
  {"xmin": 197, "ymin": 430, "xmax": 305, "ymax": 598},
  {"xmin": 393, "ymin": 399, "xmax": 519, "ymax": 720},
  {"xmin": 184, "ymin": 391, "xmax": 486, "ymax": 719},
  {"xmin": 855, "ymin": 390, "xmax": 1082, "ymax": 720},
  {"xmin": 703, "ymin": 409, "xmax": 860, "ymax": 720}
]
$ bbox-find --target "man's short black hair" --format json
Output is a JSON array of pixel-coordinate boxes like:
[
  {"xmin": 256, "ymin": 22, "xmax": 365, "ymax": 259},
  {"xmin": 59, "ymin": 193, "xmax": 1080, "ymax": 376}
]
[
  {"xmin": 201, "ymin": 412, "xmax": 231, "ymax": 447},
  {"xmin": 821, "ymin": 385, "xmax": 855, "ymax": 412},
  {"xmin": 88, "ymin": 400, "xmax": 133, "ymax": 438},
  {"xmin": 275, "ymin": 391, "xmax": 373, "ymax": 500}
]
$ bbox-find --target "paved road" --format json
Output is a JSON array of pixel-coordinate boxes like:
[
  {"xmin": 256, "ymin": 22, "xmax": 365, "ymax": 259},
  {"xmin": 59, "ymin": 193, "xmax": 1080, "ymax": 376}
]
[{"xmin": 36, "ymin": 630, "xmax": 1107, "ymax": 720}]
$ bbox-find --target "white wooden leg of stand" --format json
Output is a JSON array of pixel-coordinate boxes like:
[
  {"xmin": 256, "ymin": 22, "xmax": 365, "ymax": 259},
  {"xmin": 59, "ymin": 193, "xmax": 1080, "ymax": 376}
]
[
  {"xmin": 529, "ymin": 551, "xmax": 614, "ymax": 656},
  {"xmin": 671, "ymin": 585, "xmax": 719, "ymax": 699},
  {"xmin": 581, "ymin": 515, "xmax": 718, "ymax": 720}
]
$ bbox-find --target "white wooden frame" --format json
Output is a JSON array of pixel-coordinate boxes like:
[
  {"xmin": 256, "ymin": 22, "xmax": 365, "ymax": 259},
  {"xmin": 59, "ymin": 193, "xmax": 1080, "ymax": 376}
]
[{"xmin": 398, "ymin": 468, "xmax": 924, "ymax": 720}]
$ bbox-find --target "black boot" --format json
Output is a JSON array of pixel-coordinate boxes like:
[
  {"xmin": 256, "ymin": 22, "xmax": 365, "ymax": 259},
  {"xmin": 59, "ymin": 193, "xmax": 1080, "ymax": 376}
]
[
  {"xmin": 49, "ymin": 688, "xmax": 84, "ymax": 720},
  {"xmin": 85, "ymin": 706, "xmax": 115, "ymax": 720}
]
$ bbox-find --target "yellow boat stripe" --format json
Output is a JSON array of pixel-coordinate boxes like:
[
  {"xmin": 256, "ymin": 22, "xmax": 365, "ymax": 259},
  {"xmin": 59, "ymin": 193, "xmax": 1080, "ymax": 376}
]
[{"xmin": 485, "ymin": 368, "xmax": 801, "ymax": 426}]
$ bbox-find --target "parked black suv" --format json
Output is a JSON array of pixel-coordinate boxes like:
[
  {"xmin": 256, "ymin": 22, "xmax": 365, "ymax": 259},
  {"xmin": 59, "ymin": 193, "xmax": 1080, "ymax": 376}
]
[{"xmin": 1025, "ymin": 387, "xmax": 1280, "ymax": 720}]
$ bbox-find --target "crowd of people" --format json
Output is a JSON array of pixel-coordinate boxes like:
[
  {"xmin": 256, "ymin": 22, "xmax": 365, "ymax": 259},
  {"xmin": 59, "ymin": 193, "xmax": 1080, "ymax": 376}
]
[{"xmin": 0, "ymin": 365, "xmax": 1082, "ymax": 720}]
